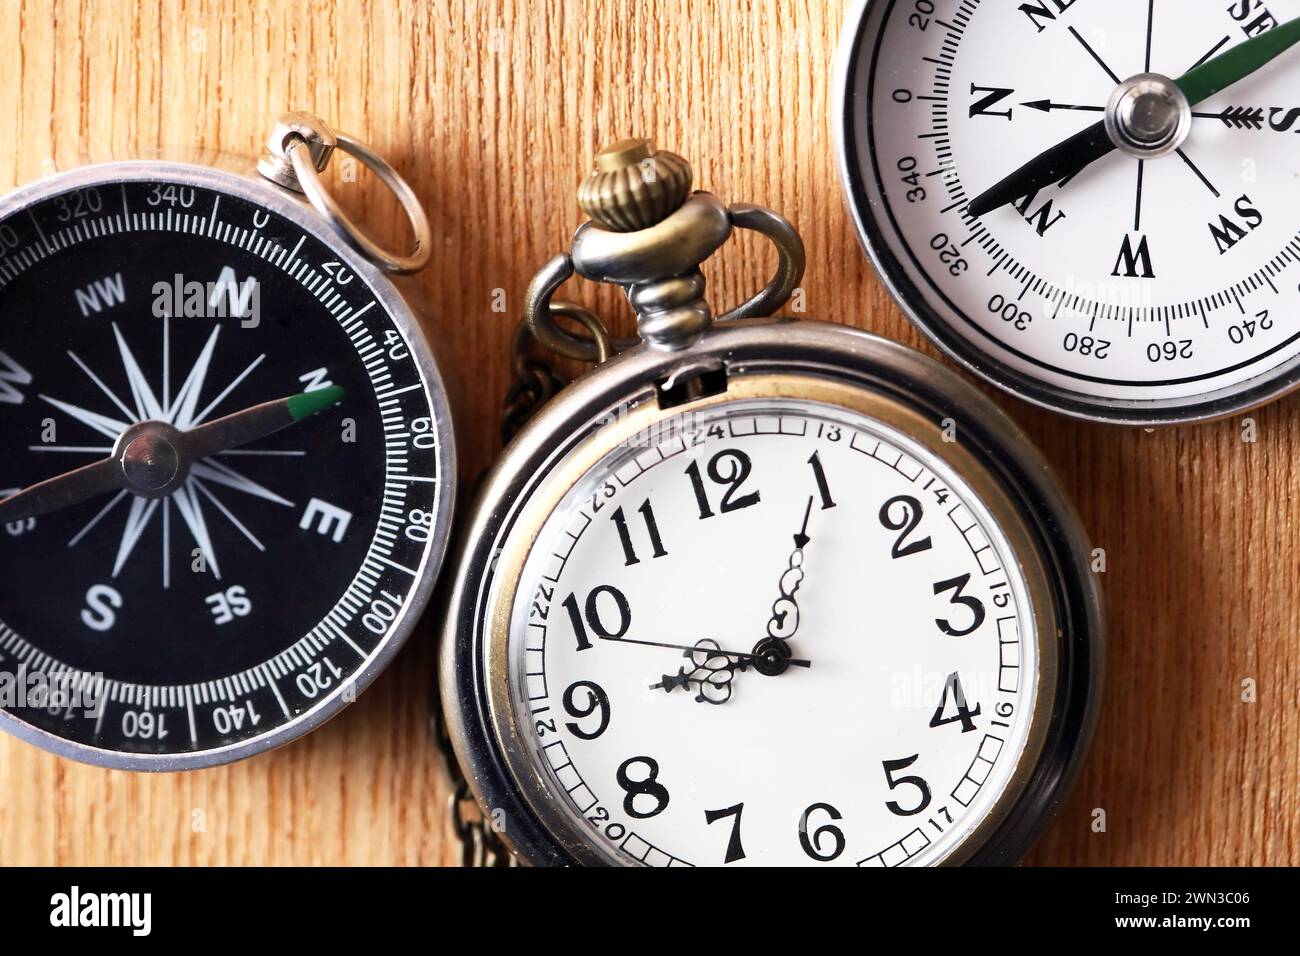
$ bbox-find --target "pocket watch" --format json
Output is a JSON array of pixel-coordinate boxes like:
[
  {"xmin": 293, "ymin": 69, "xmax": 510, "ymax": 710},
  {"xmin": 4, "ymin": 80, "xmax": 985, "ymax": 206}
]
[
  {"xmin": 836, "ymin": 1, "xmax": 1300, "ymax": 424},
  {"xmin": 439, "ymin": 139, "xmax": 1103, "ymax": 866},
  {"xmin": 0, "ymin": 112, "xmax": 456, "ymax": 769}
]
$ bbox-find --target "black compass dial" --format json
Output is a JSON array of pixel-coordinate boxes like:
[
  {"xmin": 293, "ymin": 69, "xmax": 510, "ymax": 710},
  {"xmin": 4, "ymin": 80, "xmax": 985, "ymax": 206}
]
[{"xmin": 0, "ymin": 173, "xmax": 450, "ymax": 764}]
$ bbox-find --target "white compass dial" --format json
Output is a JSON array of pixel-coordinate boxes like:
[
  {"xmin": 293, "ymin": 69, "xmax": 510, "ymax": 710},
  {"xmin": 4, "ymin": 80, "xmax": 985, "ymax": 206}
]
[{"xmin": 842, "ymin": 0, "xmax": 1300, "ymax": 418}]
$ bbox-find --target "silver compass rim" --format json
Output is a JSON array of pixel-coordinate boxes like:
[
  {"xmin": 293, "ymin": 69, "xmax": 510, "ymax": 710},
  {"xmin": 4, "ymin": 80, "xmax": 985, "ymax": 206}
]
[{"xmin": 0, "ymin": 159, "xmax": 457, "ymax": 771}]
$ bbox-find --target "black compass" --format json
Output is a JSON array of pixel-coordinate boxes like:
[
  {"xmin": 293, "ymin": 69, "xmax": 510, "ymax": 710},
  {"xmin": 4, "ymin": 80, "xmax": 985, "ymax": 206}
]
[{"xmin": 0, "ymin": 161, "xmax": 455, "ymax": 768}]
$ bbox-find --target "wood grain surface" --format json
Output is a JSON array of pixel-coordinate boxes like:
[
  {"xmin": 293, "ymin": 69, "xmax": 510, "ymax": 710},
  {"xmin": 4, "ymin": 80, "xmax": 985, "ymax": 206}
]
[{"xmin": 0, "ymin": 0, "xmax": 1294, "ymax": 867}]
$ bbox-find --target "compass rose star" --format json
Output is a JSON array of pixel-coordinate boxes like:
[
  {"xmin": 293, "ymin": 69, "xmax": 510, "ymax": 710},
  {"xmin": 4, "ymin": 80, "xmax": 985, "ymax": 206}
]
[{"xmin": 33, "ymin": 321, "xmax": 299, "ymax": 587}]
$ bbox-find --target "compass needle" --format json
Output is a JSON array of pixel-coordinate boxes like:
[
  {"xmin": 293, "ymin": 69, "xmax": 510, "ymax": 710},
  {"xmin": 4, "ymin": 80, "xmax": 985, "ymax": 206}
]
[
  {"xmin": 0, "ymin": 457, "xmax": 125, "ymax": 527},
  {"xmin": 1177, "ymin": 15, "xmax": 1300, "ymax": 103},
  {"xmin": 183, "ymin": 385, "xmax": 344, "ymax": 463},
  {"xmin": 969, "ymin": 15, "xmax": 1300, "ymax": 217},
  {"xmin": 4, "ymin": 385, "xmax": 338, "ymax": 526}
]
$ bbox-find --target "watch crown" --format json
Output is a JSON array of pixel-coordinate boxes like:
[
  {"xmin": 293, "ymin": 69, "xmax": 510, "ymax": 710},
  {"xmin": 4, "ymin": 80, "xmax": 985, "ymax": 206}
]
[{"xmin": 577, "ymin": 138, "xmax": 694, "ymax": 232}]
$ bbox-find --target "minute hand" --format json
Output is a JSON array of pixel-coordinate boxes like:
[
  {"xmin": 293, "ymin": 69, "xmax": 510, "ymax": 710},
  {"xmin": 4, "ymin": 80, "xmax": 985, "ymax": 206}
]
[
  {"xmin": 598, "ymin": 635, "xmax": 812, "ymax": 667},
  {"xmin": 968, "ymin": 16, "xmax": 1300, "ymax": 217}
]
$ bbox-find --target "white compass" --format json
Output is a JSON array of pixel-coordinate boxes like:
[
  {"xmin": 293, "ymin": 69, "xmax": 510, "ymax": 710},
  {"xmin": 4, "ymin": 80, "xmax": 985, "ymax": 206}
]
[{"xmin": 837, "ymin": 0, "xmax": 1300, "ymax": 423}]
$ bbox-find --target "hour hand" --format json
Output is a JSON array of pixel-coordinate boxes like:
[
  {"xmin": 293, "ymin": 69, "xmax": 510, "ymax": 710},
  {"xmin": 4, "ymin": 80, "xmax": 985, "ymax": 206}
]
[
  {"xmin": 603, "ymin": 634, "xmax": 810, "ymax": 667},
  {"xmin": 649, "ymin": 638, "xmax": 808, "ymax": 706}
]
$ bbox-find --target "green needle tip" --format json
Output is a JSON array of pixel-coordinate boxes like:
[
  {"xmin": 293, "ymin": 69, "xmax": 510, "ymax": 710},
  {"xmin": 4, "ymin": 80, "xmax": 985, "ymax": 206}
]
[
  {"xmin": 1176, "ymin": 15, "xmax": 1300, "ymax": 105},
  {"xmin": 287, "ymin": 385, "xmax": 345, "ymax": 421}
]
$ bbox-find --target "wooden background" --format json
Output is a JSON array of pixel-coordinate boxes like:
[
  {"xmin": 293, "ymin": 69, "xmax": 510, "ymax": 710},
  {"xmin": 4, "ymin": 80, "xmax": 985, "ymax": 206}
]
[{"xmin": 0, "ymin": 0, "xmax": 1294, "ymax": 867}]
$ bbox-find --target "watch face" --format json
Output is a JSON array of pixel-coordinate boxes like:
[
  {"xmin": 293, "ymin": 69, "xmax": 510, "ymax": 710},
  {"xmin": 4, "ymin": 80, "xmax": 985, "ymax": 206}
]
[
  {"xmin": 498, "ymin": 393, "xmax": 1047, "ymax": 866},
  {"xmin": 839, "ymin": 0, "xmax": 1300, "ymax": 421},
  {"xmin": 0, "ymin": 167, "xmax": 453, "ymax": 767}
]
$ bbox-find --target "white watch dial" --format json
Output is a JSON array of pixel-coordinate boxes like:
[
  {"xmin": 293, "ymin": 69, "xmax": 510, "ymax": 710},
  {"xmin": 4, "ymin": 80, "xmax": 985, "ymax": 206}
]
[
  {"xmin": 503, "ymin": 397, "xmax": 1042, "ymax": 866},
  {"xmin": 845, "ymin": 0, "xmax": 1300, "ymax": 412}
]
